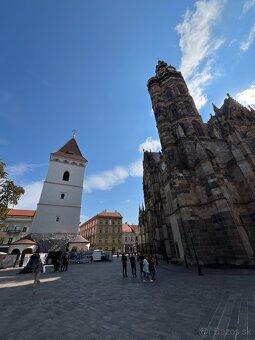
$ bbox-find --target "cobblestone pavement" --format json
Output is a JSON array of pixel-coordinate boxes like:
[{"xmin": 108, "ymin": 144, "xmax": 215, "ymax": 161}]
[{"xmin": 0, "ymin": 258, "xmax": 255, "ymax": 340}]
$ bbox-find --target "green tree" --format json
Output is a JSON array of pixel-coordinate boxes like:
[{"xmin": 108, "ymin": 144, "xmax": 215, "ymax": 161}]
[{"xmin": 0, "ymin": 161, "xmax": 25, "ymax": 220}]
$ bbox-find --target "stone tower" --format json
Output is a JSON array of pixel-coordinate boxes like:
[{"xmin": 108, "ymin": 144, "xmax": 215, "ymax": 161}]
[
  {"xmin": 141, "ymin": 60, "xmax": 255, "ymax": 266},
  {"xmin": 31, "ymin": 137, "xmax": 87, "ymax": 234}
]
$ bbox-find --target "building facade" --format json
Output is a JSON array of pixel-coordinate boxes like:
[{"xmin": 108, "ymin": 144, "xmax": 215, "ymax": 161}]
[
  {"xmin": 0, "ymin": 209, "xmax": 35, "ymax": 247},
  {"xmin": 122, "ymin": 223, "xmax": 140, "ymax": 254},
  {"xmin": 31, "ymin": 137, "xmax": 87, "ymax": 234},
  {"xmin": 79, "ymin": 211, "xmax": 122, "ymax": 253},
  {"xmin": 140, "ymin": 60, "xmax": 255, "ymax": 266}
]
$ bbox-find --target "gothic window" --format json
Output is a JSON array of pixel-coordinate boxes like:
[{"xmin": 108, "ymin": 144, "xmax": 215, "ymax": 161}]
[
  {"xmin": 178, "ymin": 86, "xmax": 186, "ymax": 95},
  {"xmin": 205, "ymin": 149, "xmax": 216, "ymax": 167},
  {"xmin": 192, "ymin": 121, "xmax": 204, "ymax": 136},
  {"xmin": 170, "ymin": 104, "xmax": 178, "ymax": 119},
  {"xmin": 60, "ymin": 193, "xmax": 65, "ymax": 199},
  {"xmin": 63, "ymin": 171, "xmax": 70, "ymax": 181},
  {"xmin": 165, "ymin": 89, "xmax": 172, "ymax": 100},
  {"xmin": 184, "ymin": 101, "xmax": 192, "ymax": 114}
]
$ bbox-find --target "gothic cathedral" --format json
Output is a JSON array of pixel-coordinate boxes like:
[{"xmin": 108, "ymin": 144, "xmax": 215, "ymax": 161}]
[{"xmin": 140, "ymin": 61, "xmax": 255, "ymax": 266}]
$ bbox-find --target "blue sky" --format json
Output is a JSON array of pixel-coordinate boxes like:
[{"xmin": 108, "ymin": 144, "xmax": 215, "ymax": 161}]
[{"xmin": 1, "ymin": 0, "xmax": 255, "ymax": 224}]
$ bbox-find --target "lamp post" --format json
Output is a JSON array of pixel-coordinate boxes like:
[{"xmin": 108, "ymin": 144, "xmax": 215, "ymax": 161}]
[{"xmin": 187, "ymin": 229, "xmax": 203, "ymax": 276}]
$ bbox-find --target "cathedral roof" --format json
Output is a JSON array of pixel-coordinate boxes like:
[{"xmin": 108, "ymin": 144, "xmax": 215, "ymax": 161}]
[{"xmin": 51, "ymin": 137, "xmax": 87, "ymax": 162}]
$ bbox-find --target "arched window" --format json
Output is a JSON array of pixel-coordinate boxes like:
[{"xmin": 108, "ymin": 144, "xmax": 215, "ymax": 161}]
[
  {"xmin": 170, "ymin": 104, "xmax": 178, "ymax": 119},
  {"xmin": 63, "ymin": 171, "xmax": 70, "ymax": 181},
  {"xmin": 205, "ymin": 149, "xmax": 216, "ymax": 167}
]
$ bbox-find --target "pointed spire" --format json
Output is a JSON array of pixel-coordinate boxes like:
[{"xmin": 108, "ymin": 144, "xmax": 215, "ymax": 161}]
[
  {"xmin": 212, "ymin": 103, "xmax": 220, "ymax": 115},
  {"xmin": 52, "ymin": 138, "xmax": 87, "ymax": 162}
]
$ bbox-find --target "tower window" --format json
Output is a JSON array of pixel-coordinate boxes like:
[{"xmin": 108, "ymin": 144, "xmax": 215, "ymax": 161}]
[
  {"xmin": 56, "ymin": 217, "xmax": 60, "ymax": 222},
  {"xmin": 63, "ymin": 171, "xmax": 70, "ymax": 181},
  {"xmin": 60, "ymin": 193, "xmax": 65, "ymax": 199},
  {"xmin": 170, "ymin": 104, "xmax": 178, "ymax": 119}
]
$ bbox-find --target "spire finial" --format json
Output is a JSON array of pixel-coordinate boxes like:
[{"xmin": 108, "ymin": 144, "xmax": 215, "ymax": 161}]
[{"xmin": 72, "ymin": 130, "xmax": 77, "ymax": 139}]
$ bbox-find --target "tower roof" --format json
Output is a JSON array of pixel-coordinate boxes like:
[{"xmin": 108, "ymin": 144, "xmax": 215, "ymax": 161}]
[{"xmin": 51, "ymin": 137, "xmax": 87, "ymax": 162}]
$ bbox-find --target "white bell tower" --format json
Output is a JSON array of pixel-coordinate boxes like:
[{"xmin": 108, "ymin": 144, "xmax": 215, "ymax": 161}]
[{"xmin": 31, "ymin": 136, "xmax": 87, "ymax": 234}]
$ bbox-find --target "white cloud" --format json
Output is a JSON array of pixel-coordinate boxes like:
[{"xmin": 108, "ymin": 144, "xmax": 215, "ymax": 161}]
[
  {"xmin": 7, "ymin": 162, "xmax": 47, "ymax": 178},
  {"xmin": 243, "ymin": 0, "xmax": 255, "ymax": 13},
  {"xmin": 7, "ymin": 162, "xmax": 33, "ymax": 177},
  {"xmin": 240, "ymin": 23, "xmax": 255, "ymax": 52},
  {"xmin": 138, "ymin": 137, "xmax": 161, "ymax": 153},
  {"xmin": 129, "ymin": 158, "xmax": 143, "ymax": 177},
  {"xmin": 84, "ymin": 137, "xmax": 161, "ymax": 192},
  {"xmin": 125, "ymin": 200, "xmax": 131, "ymax": 204},
  {"xmin": 236, "ymin": 84, "xmax": 255, "ymax": 107},
  {"xmin": 176, "ymin": 0, "xmax": 225, "ymax": 109},
  {"xmin": 84, "ymin": 166, "xmax": 129, "ymax": 193},
  {"xmin": 14, "ymin": 181, "xmax": 43, "ymax": 210}
]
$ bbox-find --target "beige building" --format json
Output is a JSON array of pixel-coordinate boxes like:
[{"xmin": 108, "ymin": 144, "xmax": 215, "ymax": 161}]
[
  {"xmin": 0, "ymin": 209, "xmax": 35, "ymax": 248},
  {"xmin": 79, "ymin": 211, "xmax": 122, "ymax": 253},
  {"xmin": 122, "ymin": 223, "xmax": 140, "ymax": 254}
]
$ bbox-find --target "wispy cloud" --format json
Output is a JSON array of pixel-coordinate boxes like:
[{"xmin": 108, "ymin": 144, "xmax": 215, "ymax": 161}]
[
  {"xmin": 176, "ymin": 0, "xmax": 225, "ymax": 109},
  {"xmin": 240, "ymin": 23, "xmax": 255, "ymax": 52},
  {"xmin": 236, "ymin": 84, "xmax": 255, "ymax": 107},
  {"xmin": 243, "ymin": 0, "xmax": 255, "ymax": 13},
  {"xmin": 7, "ymin": 162, "xmax": 47, "ymax": 178},
  {"xmin": 14, "ymin": 181, "xmax": 43, "ymax": 210},
  {"xmin": 138, "ymin": 137, "xmax": 161, "ymax": 153},
  {"xmin": 84, "ymin": 137, "xmax": 161, "ymax": 193},
  {"xmin": 84, "ymin": 166, "xmax": 129, "ymax": 193}
]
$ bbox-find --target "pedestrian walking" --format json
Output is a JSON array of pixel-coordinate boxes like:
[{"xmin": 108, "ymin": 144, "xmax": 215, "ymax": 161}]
[
  {"xmin": 64, "ymin": 253, "xmax": 69, "ymax": 271},
  {"xmin": 149, "ymin": 255, "xmax": 156, "ymax": 281},
  {"xmin": 143, "ymin": 256, "xmax": 152, "ymax": 282},
  {"xmin": 130, "ymin": 253, "xmax": 137, "ymax": 278},
  {"xmin": 61, "ymin": 253, "xmax": 67, "ymax": 272},
  {"xmin": 32, "ymin": 253, "xmax": 43, "ymax": 286},
  {"xmin": 121, "ymin": 253, "xmax": 128, "ymax": 277},
  {"xmin": 138, "ymin": 254, "xmax": 144, "ymax": 277}
]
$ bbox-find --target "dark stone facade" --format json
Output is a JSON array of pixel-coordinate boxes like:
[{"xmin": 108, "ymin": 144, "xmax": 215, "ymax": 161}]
[{"xmin": 139, "ymin": 60, "xmax": 255, "ymax": 266}]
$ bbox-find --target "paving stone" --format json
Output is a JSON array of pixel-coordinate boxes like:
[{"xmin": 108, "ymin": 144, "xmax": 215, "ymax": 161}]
[{"xmin": 1, "ymin": 259, "xmax": 255, "ymax": 339}]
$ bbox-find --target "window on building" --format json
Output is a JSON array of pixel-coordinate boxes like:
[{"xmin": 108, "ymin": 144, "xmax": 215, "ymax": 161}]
[
  {"xmin": 60, "ymin": 193, "xmax": 65, "ymax": 199},
  {"xmin": 56, "ymin": 217, "xmax": 60, "ymax": 222},
  {"xmin": 22, "ymin": 227, "xmax": 27, "ymax": 232},
  {"xmin": 99, "ymin": 229, "xmax": 102, "ymax": 233},
  {"xmin": 125, "ymin": 237, "xmax": 127, "ymax": 242},
  {"xmin": 8, "ymin": 237, "xmax": 13, "ymax": 244},
  {"xmin": 170, "ymin": 104, "xmax": 178, "ymax": 119},
  {"xmin": 63, "ymin": 171, "xmax": 70, "ymax": 181}
]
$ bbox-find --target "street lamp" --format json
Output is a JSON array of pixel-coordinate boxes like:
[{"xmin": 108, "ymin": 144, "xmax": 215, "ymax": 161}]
[{"xmin": 187, "ymin": 229, "xmax": 203, "ymax": 276}]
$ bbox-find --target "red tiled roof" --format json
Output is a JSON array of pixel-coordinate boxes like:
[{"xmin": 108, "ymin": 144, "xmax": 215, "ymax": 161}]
[
  {"xmin": 122, "ymin": 224, "xmax": 139, "ymax": 233},
  {"xmin": 11, "ymin": 238, "xmax": 37, "ymax": 245},
  {"xmin": 7, "ymin": 209, "xmax": 36, "ymax": 218},
  {"xmin": 71, "ymin": 235, "xmax": 90, "ymax": 243},
  {"xmin": 51, "ymin": 138, "xmax": 87, "ymax": 162},
  {"xmin": 97, "ymin": 211, "xmax": 122, "ymax": 218}
]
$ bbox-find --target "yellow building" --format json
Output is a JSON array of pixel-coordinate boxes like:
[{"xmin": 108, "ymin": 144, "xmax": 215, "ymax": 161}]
[{"xmin": 79, "ymin": 211, "xmax": 122, "ymax": 254}]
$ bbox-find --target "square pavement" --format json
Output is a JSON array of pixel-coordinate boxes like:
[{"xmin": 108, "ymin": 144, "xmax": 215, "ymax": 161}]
[{"xmin": 0, "ymin": 258, "xmax": 255, "ymax": 340}]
